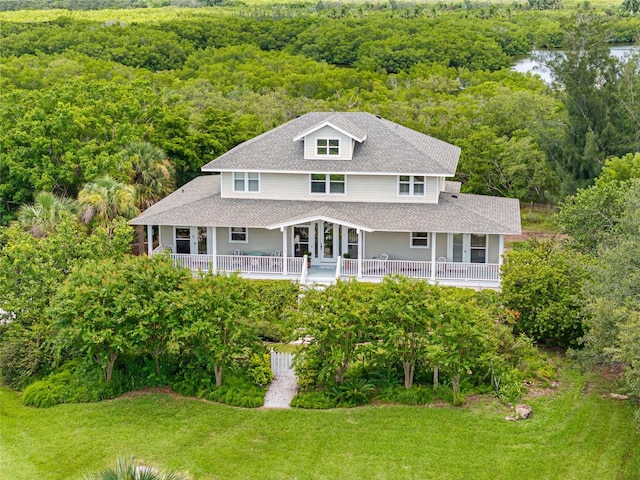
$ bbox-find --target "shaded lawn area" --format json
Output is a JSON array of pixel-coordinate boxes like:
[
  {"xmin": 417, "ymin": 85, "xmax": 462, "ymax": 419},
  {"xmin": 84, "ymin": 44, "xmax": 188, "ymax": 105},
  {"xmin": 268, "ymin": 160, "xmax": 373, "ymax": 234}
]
[{"xmin": 1, "ymin": 370, "xmax": 638, "ymax": 480}]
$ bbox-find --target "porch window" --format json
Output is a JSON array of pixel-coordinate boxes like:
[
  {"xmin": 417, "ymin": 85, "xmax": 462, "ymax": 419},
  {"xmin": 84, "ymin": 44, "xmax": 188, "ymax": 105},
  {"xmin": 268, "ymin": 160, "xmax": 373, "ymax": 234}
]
[
  {"xmin": 310, "ymin": 174, "xmax": 345, "ymax": 194},
  {"xmin": 470, "ymin": 234, "xmax": 487, "ymax": 263},
  {"xmin": 398, "ymin": 176, "xmax": 426, "ymax": 196},
  {"xmin": 317, "ymin": 138, "xmax": 340, "ymax": 156},
  {"xmin": 175, "ymin": 227, "xmax": 190, "ymax": 254},
  {"xmin": 410, "ymin": 232, "xmax": 429, "ymax": 248},
  {"xmin": 233, "ymin": 172, "xmax": 260, "ymax": 192},
  {"xmin": 230, "ymin": 227, "xmax": 248, "ymax": 243}
]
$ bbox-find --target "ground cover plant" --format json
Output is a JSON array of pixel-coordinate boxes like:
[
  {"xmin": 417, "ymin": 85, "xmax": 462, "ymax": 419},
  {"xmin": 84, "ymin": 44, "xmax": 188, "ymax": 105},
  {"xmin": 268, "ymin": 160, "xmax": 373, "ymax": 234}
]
[{"xmin": 1, "ymin": 367, "xmax": 638, "ymax": 480}]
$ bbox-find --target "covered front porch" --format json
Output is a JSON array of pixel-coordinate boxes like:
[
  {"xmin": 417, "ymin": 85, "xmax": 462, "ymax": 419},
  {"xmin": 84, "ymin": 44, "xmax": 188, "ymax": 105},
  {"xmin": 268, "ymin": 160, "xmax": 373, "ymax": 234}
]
[{"xmin": 147, "ymin": 218, "xmax": 503, "ymax": 289}]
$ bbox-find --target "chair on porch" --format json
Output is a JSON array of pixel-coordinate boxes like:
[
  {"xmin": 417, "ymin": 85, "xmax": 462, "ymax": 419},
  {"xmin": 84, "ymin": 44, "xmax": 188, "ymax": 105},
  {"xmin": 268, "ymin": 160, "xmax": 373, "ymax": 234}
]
[
  {"xmin": 365, "ymin": 253, "xmax": 389, "ymax": 275},
  {"xmin": 231, "ymin": 249, "xmax": 245, "ymax": 270},
  {"xmin": 269, "ymin": 251, "xmax": 282, "ymax": 272}
]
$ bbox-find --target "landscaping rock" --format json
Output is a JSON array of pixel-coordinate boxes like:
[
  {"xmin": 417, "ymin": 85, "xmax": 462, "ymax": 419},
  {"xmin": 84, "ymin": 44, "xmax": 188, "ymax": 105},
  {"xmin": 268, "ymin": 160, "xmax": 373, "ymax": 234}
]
[
  {"xmin": 516, "ymin": 404, "xmax": 533, "ymax": 419},
  {"xmin": 603, "ymin": 393, "xmax": 629, "ymax": 400}
]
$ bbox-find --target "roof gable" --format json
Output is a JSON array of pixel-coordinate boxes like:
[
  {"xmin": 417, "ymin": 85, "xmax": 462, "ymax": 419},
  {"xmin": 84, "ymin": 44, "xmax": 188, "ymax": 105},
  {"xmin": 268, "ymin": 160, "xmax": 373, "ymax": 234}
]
[{"xmin": 292, "ymin": 113, "xmax": 367, "ymax": 143}]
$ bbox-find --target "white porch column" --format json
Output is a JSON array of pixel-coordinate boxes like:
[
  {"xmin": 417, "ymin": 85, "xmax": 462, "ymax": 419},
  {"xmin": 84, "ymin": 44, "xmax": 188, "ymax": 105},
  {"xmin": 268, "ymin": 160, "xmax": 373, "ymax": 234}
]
[
  {"xmin": 146, "ymin": 224, "xmax": 153, "ymax": 256},
  {"xmin": 498, "ymin": 234, "xmax": 505, "ymax": 265},
  {"xmin": 357, "ymin": 229, "xmax": 363, "ymax": 278},
  {"xmin": 430, "ymin": 232, "xmax": 436, "ymax": 282},
  {"xmin": 209, "ymin": 227, "xmax": 217, "ymax": 270},
  {"xmin": 282, "ymin": 226, "xmax": 288, "ymax": 276}
]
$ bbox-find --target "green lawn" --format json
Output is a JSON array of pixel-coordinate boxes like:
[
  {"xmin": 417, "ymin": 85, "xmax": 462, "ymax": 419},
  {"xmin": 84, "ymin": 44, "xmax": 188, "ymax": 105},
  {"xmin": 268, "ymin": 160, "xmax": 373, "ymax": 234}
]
[{"xmin": 1, "ymin": 369, "xmax": 637, "ymax": 480}]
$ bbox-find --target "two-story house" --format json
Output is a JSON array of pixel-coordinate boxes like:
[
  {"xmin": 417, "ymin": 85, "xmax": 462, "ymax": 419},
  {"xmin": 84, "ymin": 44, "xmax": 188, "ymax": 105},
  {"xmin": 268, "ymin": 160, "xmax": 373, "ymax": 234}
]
[{"xmin": 130, "ymin": 112, "xmax": 521, "ymax": 288}]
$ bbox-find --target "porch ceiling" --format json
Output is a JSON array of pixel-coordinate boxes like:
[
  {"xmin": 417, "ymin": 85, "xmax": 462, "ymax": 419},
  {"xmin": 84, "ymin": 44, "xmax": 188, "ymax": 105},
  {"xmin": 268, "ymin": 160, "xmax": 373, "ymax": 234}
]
[{"xmin": 130, "ymin": 175, "xmax": 521, "ymax": 235}]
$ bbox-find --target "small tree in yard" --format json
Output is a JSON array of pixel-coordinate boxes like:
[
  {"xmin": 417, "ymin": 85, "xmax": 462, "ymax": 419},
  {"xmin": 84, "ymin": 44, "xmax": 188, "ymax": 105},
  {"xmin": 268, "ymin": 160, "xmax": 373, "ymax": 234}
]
[
  {"xmin": 295, "ymin": 280, "xmax": 375, "ymax": 386},
  {"xmin": 50, "ymin": 258, "xmax": 136, "ymax": 383},
  {"xmin": 177, "ymin": 273, "xmax": 258, "ymax": 387},
  {"xmin": 374, "ymin": 276, "xmax": 439, "ymax": 390},
  {"xmin": 435, "ymin": 290, "xmax": 499, "ymax": 405}
]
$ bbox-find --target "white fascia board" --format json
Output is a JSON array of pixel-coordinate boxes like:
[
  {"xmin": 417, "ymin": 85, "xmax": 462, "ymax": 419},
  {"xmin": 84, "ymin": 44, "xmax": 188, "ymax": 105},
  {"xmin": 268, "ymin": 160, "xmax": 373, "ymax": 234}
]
[
  {"xmin": 292, "ymin": 122, "xmax": 367, "ymax": 143},
  {"xmin": 267, "ymin": 215, "xmax": 374, "ymax": 232},
  {"xmin": 202, "ymin": 168, "xmax": 456, "ymax": 177}
]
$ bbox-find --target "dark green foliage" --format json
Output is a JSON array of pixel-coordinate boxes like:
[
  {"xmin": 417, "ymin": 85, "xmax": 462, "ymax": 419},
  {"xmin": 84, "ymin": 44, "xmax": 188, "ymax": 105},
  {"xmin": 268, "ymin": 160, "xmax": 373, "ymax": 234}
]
[
  {"xmin": 246, "ymin": 279, "xmax": 299, "ymax": 342},
  {"xmin": 83, "ymin": 456, "xmax": 190, "ymax": 480},
  {"xmin": 290, "ymin": 391, "xmax": 337, "ymax": 409},
  {"xmin": 377, "ymin": 385, "xmax": 439, "ymax": 405},
  {"xmin": 500, "ymin": 239, "xmax": 586, "ymax": 348},
  {"xmin": 328, "ymin": 378, "xmax": 376, "ymax": 407},
  {"xmin": 172, "ymin": 367, "xmax": 266, "ymax": 408},
  {"xmin": 22, "ymin": 361, "xmax": 122, "ymax": 408}
]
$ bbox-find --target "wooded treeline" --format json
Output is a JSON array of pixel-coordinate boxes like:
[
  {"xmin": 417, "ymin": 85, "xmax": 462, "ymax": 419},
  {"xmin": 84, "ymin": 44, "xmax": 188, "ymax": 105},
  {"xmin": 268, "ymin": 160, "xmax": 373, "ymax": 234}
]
[{"xmin": 1, "ymin": 5, "xmax": 639, "ymax": 223}]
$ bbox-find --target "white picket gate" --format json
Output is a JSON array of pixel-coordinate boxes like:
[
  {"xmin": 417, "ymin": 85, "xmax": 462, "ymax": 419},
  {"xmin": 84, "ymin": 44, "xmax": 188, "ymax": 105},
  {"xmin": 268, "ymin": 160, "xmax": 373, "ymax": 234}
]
[{"xmin": 270, "ymin": 350, "xmax": 295, "ymax": 377}]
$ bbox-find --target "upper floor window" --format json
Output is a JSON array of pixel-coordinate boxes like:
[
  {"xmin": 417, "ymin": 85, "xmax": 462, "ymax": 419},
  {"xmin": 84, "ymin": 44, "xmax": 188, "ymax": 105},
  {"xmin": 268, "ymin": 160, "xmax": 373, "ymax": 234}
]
[
  {"xmin": 233, "ymin": 172, "xmax": 259, "ymax": 192},
  {"xmin": 317, "ymin": 139, "xmax": 340, "ymax": 156},
  {"xmin": 310, "ymin": 174, "xmax": 345, "ymax": 194},
  {"xmin": 398, "ymin": 175, "xmax": 425, "ymax": 196},
  {"xmin": 410, "ymin": 232, "xmax": 430, "ymax": 248}
]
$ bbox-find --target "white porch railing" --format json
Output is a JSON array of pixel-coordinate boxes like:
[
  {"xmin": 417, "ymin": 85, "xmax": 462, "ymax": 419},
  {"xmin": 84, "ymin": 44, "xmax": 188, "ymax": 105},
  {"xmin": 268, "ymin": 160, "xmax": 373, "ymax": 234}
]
[
  {"xmin": 340, "ymin": 258, "xmax": 500, "ymax": 283},
  {"xmin": 434, "ymin": 262, "xmax": 500, "ymax": 281},
  {"xmin": 171, "ymin": 253, "xmax": 214, "ymax": 272},
  {"xmin": 167, "ymin": 253, "xmax": 304, "ymax": 276},
  {"xmin": 167, "ymin": 254, "xmax": 499, "ymax": 283}
]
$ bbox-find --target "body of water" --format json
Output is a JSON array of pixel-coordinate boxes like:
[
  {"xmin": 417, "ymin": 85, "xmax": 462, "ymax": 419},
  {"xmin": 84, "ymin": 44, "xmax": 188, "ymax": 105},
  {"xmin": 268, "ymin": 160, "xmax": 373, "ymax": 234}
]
[{"xmin": 512, "ymin": 45, "xmax": 639, "ymax": 84}]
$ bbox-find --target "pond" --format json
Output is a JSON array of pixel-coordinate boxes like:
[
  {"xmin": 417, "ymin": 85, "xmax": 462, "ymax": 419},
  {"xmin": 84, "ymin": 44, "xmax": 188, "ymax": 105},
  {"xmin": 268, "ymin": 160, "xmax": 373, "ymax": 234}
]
[{"xmin": 512, "ymin": 44, "xmax": 639, "ymax": 84}]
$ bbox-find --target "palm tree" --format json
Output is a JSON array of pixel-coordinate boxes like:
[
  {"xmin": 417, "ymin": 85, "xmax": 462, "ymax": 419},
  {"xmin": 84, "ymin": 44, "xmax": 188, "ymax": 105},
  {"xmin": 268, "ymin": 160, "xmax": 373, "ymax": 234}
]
[
  {"xmin": 78, "ymin": 176, "xmax": 138, "ymax": 227},
  {"xmin": 83, "ymin": 456, "xmax": 189, "ymax": 480},
  {"xmin": 16, "ymin": 191, "xmax": 79, "ymax": 238},
  {"xmin": 122, "ymin": 141, "xmax": 176, "ymax": 255}
]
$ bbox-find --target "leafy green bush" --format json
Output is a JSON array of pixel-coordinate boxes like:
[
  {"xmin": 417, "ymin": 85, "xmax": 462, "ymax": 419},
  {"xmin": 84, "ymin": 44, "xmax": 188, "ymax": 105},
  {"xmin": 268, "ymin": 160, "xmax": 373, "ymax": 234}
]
[
  {"xmin": 247, "ymin": 279, "xmax": 298, "ymax": 342},
  {"xmin": 172, "ymin": 367, "xmax": 266, "ymax": 408},
  {"xmin": 497, "ymin": 370, "xmax": 525, "ymax": 406},
  {"xmin": 377, "ymin": 385, "xmax": 437, "ymax": 405},
  {"xmin": 246, "ymin": 353, "xmax": 273, "ymax": 387},
  {"xmin": 22, "ymin": 361, "xmax": 122, "ymax": 408},
  {"xmin": 290, "ymin": 391, "xmax": 337, "ymax": 409},
  {"xmin": 206, "ymin": 374, "xmax": 266, "ymax": 408}
]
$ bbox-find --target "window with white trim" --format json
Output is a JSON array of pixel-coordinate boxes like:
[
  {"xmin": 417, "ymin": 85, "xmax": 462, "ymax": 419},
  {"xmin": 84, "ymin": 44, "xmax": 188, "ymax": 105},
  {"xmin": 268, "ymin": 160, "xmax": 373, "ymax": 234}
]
[
  {"xmin": 398, "ymin": 175, "xmax": 426, "ymax": 196},
  {"xmin": 410, "ymin": 232, "xmax": 430, "ymax": 248},
  {"xmin": 310, "ymin": 174, "xmax": 345, "ymax": 194},
  {"xmin": 233, "ymin": 172, "xmax": 259, "ymax": 192},
  {"xmin": 316, "ymin": 138, "xmax": 340, "ymax": 156},
  {"xmin": 230, "ymin": 227, "xmax": 248, "ymax": 243},
  {"xmin": 470, "ymin": 234, "xmax": 487, "ymax": 263}
]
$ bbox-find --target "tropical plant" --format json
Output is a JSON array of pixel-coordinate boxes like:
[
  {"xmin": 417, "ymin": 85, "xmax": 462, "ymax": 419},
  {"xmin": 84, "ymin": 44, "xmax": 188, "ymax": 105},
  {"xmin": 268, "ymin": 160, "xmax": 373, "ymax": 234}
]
[
  {"xmin": 122, "ymin": 141, "xmax": 175, "ymax": 254},
  {"xmin": 83, "ymin": 456, "xmax": 189, "ymax": 480},
  {"xmin": 16, "ymin": 191, "xmax": 79, "ymax": 237},
  {"xmin": 78, "ymin": 176, "xmax": 138, "ymax": 227}
]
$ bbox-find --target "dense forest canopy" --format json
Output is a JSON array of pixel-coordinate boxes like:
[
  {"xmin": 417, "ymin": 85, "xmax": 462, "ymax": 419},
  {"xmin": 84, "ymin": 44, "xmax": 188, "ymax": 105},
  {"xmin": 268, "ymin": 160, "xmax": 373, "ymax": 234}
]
[{"xmin": 0, "ymin": 3, "xmax": 639, "ymax": 223}]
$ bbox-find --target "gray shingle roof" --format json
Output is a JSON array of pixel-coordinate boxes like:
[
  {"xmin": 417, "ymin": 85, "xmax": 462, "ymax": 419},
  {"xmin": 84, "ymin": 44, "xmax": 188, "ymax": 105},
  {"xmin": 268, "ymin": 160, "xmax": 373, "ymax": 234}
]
[
  {"xmin": 201, "ymin": 112, "xmax": 460, "ymax": 176},
  {"xmin": 131, "ymin": 176, "xmax": 521, "ymax": 235}
]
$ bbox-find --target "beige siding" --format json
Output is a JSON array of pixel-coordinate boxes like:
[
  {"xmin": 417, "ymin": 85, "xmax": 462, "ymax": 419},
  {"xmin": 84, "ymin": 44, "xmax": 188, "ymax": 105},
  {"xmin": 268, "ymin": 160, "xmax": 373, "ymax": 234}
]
[
  {"xmin": 364, "ymin": 231, "xmax": 432, "ymax": 261},
  {"xmin": 216, "ymin": 228, "xmax": 282, "ymax": 255},
  {"xmin": 159, "ymin": 225, "xmax": 173, "ymax": 248},
  {"xmin": 223, "ymin": 172, "xmax": 440, "ymax": 203},
  {"xmin": 303, "ymin": 126, "xmax": 354, "ymax": 160}
]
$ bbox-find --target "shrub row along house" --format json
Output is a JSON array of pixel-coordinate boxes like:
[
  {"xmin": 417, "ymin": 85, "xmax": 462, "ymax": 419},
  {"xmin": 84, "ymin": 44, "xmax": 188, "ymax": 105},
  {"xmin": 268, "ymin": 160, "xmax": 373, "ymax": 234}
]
[{"xmin": 130, "ymin": 112, "xmax": 520, "ymax": 288}]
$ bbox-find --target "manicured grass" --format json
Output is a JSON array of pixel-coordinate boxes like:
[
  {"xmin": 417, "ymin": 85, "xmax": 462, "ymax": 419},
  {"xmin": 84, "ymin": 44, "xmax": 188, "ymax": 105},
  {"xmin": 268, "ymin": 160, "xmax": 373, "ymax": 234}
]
[{"xmin": 1, "ymin": 369, "xmax": 638, "ymax": 480}]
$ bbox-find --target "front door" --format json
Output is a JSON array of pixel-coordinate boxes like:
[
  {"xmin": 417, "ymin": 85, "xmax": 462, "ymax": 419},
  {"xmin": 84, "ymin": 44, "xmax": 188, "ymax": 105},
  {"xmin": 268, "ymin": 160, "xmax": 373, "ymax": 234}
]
[
  {"xmin": 175, "ymin": 226, "xmax": 207, "ymax": 254},
  {"xmin": 450, "ymin": 233, "xmax": 487, "ymax": 263},
  {"xmin": 319, "ymin": 221, "xmax": 335, "ymax": 263}
]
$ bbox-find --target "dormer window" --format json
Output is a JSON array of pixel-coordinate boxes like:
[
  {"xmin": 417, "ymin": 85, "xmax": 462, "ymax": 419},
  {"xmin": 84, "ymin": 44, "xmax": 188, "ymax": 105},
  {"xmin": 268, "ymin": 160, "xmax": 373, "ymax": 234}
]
[
  {"xmin": 234, "ymin": 172, "xmax": 260, "ymax": 192},
  {"xmin": 398, "ymin": 175, "xmax": 426, "ymax": 196},
  {"xmin": 317, "ymin": 139, "xmax": 340, "ymax": 156}
]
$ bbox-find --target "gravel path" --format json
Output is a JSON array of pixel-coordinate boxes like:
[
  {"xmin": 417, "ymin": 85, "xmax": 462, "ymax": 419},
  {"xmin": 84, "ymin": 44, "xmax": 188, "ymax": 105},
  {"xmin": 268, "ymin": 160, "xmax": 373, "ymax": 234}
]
[{"xmin": 263, "ymin": 374, "xmax": 298, "ymax": 409}]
